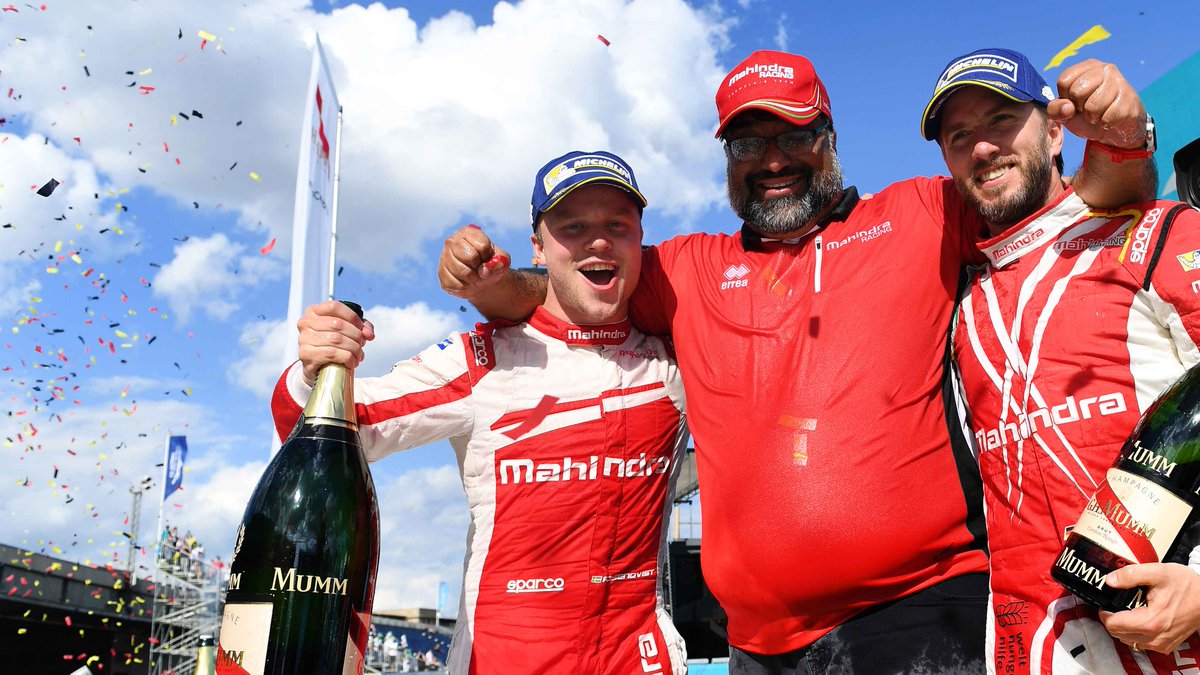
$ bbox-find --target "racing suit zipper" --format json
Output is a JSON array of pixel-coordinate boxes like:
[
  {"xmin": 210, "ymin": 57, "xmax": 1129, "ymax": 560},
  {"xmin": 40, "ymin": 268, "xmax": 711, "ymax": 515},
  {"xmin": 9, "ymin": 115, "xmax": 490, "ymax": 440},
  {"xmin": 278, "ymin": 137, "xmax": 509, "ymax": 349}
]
[{"xmin": 814, "ymin": 235, "xmax": 823, "ymax": 293}]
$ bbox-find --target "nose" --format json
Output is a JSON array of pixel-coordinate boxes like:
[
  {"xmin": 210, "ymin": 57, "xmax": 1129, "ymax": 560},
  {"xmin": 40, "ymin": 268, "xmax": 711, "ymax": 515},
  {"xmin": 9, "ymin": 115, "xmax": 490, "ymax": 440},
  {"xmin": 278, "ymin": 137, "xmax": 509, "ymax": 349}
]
[
  {"xmin": 586, "ymin": 231, "xmax": 613, "ymax": 252},
  {"xmin": 971, "ymin": 138, "xmax": 1000, "ymax": 164},
  {"xmin": 760, "ymin": 138, "xmax": 793, "ymax": 173}
]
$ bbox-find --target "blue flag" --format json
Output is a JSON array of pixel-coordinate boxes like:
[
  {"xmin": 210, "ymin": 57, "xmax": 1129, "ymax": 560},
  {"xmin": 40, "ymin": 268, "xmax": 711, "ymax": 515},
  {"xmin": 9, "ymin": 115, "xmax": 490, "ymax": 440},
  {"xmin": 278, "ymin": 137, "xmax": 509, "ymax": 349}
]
[
  {"xmin": 437, "ymin": 581, "xmax": 449, "ymax": 614},
  {"xmin": 163, "ymin": 436, "xmax": 188, "ymax": 501}
]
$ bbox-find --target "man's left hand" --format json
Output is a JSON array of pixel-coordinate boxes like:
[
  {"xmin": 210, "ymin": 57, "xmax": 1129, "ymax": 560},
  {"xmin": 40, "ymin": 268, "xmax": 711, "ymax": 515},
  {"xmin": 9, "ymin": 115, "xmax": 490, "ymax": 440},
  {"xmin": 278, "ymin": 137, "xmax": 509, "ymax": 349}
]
[
  {"xmin": 1099, "ymin": 562, "xmax": 1200, "ymax": 653},
  {"xmin": 1049, "ymin": 59, "xmax": 1148, "ymax": 150}
]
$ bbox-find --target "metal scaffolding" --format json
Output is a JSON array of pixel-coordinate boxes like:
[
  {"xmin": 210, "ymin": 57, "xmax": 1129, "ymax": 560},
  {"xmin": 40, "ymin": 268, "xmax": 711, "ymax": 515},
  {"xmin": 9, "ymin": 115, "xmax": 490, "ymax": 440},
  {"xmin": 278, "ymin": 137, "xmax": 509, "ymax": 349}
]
[{"xmin": 149, "ymin": 543, "xmax": 223, "ymax": 675}]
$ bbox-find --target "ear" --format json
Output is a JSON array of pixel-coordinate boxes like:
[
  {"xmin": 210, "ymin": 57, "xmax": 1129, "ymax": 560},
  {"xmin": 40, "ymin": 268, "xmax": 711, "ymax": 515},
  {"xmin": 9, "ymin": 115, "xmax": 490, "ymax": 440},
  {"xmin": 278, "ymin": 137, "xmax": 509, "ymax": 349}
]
[
  {"xmin": 531, "ymin": 231, "xmax": 547, "ymax": 267},
  {"xmin": 1047, "ymin": 118, "xmax": 1065, "ymax": 158}
]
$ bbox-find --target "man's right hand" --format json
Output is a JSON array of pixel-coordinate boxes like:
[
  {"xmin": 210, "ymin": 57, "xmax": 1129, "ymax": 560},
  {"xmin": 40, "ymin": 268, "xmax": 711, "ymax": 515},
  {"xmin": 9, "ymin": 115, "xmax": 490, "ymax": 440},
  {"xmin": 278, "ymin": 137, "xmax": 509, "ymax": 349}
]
[
  {"xmin": 296, "ymin": 300, "xmax": 375, "ymax": 385},
  {"xmin": 439, "ymin": 224, "xmax": 512, "ymax": 300}
]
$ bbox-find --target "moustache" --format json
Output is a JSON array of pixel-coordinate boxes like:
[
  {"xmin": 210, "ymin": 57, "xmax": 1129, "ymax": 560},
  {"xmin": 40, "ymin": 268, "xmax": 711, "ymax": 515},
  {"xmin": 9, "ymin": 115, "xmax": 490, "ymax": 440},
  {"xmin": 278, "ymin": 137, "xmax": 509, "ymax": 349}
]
[{"xmin": 746, "ymin": 167, "xmax": 812, "ymax": 185}]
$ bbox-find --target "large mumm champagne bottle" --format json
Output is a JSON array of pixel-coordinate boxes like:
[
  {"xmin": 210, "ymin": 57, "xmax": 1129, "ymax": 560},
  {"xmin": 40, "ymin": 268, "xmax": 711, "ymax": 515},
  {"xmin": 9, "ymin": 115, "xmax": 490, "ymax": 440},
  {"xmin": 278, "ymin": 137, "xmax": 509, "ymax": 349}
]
[
  {"xmin": 1051, "ymin": 365, "xmax": 1200, "ymax": 612},
  {"xmin": 217, "ymin": 302, "xmax": 380, "ymax": 675}
]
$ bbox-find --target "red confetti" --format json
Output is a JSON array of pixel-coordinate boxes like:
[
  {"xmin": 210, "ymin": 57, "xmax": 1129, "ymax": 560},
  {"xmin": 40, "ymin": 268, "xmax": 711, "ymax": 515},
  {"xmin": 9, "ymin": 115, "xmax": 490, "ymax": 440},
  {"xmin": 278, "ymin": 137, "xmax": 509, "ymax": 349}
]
[
  {"xmin": 259, "ymin": 237, "xmax": 277, "ymax": 255},
  {"xmin": 139, "ymin": 86, "xmax": 155, "ymax": 94},
  {"xmin": 597, "ymin": 34, "xmax": 610, "ymax": 46}
]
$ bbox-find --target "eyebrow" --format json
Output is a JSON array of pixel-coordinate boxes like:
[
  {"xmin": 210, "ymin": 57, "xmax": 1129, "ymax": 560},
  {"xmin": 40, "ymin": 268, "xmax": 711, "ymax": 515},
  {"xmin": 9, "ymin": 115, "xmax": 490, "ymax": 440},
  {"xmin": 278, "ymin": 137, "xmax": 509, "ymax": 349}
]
[{"xmin": 941, "ymin": 99, "xmax": 1021, "ymax": 138}]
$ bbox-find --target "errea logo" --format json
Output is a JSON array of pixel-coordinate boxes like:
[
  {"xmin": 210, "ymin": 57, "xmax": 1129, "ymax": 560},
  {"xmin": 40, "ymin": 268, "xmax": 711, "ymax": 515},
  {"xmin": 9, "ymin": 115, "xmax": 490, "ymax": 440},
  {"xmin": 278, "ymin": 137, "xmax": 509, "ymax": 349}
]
[{"xmin": 721, "ymin": 264, "xmax": 749, "ymax": 290}]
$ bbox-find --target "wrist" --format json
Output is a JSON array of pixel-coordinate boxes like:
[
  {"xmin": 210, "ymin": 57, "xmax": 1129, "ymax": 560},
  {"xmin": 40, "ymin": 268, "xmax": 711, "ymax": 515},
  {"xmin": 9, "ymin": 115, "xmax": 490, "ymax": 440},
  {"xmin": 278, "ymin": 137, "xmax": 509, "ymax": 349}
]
[{"xmin": 1088, "ymin": 139, "xmax": 1153, "ymax": 163}]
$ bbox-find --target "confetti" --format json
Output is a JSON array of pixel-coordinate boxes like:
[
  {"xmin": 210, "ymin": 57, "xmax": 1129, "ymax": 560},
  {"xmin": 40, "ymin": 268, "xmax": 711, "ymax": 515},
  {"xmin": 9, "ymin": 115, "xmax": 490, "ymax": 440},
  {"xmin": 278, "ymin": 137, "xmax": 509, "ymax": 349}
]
[
  {"xmin": 597, "ymin": 34, "xmax": 610, "ymax": 46},
  {"xmin": 36, "ymin": 179, "xmax": 60, "ymax": 197},
  {"xmin": 1045, "ymin": 25, "xmax": 1111, "ymax": 70},
  {"xmin": 249, "ymin": 171, "xmax": 261, "ymax": 183},
  {"xmin": 259, "ymin": 238, "xmax": 277, "ymax": 255}
]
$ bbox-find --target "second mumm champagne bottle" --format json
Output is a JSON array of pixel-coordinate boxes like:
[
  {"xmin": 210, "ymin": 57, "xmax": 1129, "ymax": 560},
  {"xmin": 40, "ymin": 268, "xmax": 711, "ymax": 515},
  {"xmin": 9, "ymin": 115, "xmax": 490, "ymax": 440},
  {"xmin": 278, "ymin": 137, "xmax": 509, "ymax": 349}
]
[
  {"xmin": 217, "ymin": 301, "xmax": 380, "ymax": 675},
  {"xmin": 1051, "ymin": 364, "xmax": 1200, "ymax": 611}
]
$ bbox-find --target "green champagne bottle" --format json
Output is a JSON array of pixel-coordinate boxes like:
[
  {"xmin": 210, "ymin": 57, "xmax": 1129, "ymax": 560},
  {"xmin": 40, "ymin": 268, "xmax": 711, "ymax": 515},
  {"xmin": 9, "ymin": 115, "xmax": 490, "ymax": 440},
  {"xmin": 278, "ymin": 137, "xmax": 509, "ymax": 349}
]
[
  {"xmin": 1051, "ymin": 365, "xmax": 1200, "ymax": 611},
  {"xmin": 217, "ymin": 301, "xmax": 380, "ymax": 674},
  {"xmin": 197, "ymin": 634, "xmax": 217, "ymax": 675}
]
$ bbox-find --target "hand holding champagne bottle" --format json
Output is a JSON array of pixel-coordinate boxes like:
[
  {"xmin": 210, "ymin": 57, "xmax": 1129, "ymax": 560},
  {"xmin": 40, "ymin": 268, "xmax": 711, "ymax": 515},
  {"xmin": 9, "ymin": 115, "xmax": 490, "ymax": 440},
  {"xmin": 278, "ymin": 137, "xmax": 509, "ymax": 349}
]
[
  {"xmin": 217, "ymin": 301, "xmax": 380, "ymax": 675},
  {"xmin": 1052, "ymin": 365, "xmax": 1200, "ymax": 616}
]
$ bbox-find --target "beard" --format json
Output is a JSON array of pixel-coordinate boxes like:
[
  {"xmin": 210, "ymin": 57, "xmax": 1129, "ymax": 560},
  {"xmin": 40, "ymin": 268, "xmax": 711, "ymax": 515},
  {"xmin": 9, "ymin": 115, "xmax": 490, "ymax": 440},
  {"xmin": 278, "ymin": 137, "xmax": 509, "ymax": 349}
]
[
  {"xmin": 729, "ymin": 152, "xmax": 845, "ymax": 237},
  {"xmin": 955, "ymin": 132, "xmax": 1055, "ymax": 230}
]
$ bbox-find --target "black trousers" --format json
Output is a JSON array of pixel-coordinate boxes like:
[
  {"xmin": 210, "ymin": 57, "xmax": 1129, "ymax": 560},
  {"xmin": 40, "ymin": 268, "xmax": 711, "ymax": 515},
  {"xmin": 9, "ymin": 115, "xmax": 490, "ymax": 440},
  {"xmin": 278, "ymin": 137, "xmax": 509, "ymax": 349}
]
[{"xmin": 728, "ymin": 573, "xmax": 989, "ymax": 675}]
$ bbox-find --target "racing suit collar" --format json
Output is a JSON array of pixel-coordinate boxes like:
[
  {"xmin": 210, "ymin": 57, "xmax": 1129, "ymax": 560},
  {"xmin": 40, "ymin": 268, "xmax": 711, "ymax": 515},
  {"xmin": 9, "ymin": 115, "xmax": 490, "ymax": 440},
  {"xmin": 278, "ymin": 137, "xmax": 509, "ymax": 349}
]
[
  {"xmin": 527, "ymin": 306, "xmax": 633, "ymax": 346},
  {"xmin": 976, "ymin": 187, "xmax": 1086, "ymax": 269},
  {"xmin": 739, "ymin": 186, "xmax": 860, "ymax": 251}
]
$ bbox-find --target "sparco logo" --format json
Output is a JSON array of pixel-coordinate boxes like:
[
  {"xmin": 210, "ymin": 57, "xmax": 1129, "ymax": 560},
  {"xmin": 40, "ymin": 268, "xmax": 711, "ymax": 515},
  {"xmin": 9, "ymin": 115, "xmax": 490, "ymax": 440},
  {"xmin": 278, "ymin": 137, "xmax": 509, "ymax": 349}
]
[
  {"xmin": 1128, "ymin": 208, "xmax": 1163, "ymax": 264},
  {"xmin": 989, "ymin": 228, "xmax": 1045, "ymax": 262},
  {"xmin": 975, "ymin": 392, "xmax": 1126, "ymax": 451},
  {"xmin": 722, "ymin": 264, "xmax": 749, "ymax": 290},
  {"xmin": 470, "ymin": 332, "xmax": 489, "ymax": 366},
  {"xmin": 567, "ymin": 328, "xmax": 628, "ymax": 341},
  {"xmin": 506, "ymin": 577, "xmax": 564, "ymax": 593}
]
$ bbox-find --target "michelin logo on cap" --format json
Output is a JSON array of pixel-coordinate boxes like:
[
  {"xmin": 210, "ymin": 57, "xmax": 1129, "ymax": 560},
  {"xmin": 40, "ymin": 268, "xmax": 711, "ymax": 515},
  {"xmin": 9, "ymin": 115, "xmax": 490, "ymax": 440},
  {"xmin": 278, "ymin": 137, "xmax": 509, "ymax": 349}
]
[
  {"xmin": 936, "ymin": 53, "xmax": 1020, "ymax": 91},
  {"xmin": 543, "ymin": 156, "xmax": 634, "ymax": 194}
]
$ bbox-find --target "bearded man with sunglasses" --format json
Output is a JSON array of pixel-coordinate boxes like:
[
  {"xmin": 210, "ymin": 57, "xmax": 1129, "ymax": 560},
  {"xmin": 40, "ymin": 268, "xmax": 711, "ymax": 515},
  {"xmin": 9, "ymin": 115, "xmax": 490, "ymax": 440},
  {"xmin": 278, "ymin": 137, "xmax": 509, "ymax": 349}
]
[{"xmin": 439, "ymin": 51, "xmax": 1155, "ymax": 674}]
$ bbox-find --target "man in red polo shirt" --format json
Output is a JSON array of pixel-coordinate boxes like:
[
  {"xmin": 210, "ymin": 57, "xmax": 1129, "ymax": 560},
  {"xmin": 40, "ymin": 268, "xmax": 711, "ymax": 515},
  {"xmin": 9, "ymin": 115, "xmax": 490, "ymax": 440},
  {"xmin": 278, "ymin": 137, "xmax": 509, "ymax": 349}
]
[{"xmin": 439, "ymin": 52, "xmax": 1154, "ymax": 673}]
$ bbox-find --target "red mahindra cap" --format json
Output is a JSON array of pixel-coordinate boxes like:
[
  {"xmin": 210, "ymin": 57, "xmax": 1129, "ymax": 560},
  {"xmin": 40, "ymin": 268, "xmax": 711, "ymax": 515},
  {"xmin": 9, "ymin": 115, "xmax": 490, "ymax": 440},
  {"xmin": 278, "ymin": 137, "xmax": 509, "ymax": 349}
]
[{"xmin": 714, "ymin": 50, "xmax": 832, "ymax": 138}]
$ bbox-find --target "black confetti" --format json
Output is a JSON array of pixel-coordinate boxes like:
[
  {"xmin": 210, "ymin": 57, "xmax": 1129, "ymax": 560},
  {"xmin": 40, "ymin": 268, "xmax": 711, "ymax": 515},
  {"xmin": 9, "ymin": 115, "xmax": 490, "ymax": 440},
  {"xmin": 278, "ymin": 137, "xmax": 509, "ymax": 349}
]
[
  {"xmin": 36, "ymin": 178, "xmax": 60, "ymax": 197},
  {"xmin": 83, "ymin": 65, "xmax": 90, "ymax": 77}
]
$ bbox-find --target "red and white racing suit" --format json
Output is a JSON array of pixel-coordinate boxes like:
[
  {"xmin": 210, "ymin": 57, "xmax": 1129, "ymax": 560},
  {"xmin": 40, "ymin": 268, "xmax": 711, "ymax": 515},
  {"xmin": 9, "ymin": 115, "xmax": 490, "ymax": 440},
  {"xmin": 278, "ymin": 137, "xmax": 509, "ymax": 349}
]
[
  {"xmin": 952, "ymin": 189, "xmax": 1200, "ymax": 674},
  {"xmin": 271, "ymin": 307, "xmax": 689, "ymax": 675}
]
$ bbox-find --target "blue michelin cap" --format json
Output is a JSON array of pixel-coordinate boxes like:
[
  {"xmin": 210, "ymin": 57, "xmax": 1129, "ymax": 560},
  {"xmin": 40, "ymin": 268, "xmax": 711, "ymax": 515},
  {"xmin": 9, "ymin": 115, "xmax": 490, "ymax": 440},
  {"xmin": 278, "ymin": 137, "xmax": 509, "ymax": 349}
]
[
  {"xmin": 530, "ymin": 150, "xmax": 646, "ymax": 228},
  {"xmin": 920, "ymin": 48, "xmax": 1056, "ymax": 141}
]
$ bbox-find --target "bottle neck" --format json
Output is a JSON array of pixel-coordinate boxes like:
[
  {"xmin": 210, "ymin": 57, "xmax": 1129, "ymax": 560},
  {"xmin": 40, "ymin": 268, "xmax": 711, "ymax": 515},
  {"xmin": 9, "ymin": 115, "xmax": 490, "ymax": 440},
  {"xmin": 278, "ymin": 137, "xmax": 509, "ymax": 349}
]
[{"xmin": 302, "ymin": 364, "xmax": 358, "ymax": 430}]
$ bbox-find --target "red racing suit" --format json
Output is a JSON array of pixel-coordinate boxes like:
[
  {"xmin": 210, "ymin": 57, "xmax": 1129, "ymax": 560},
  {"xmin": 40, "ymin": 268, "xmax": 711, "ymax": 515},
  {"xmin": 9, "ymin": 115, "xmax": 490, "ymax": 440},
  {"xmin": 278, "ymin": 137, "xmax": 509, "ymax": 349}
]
[
  {"xmin": 629, "ymin": 177, "xmax": 991, "ymax": 654},
  {"xmin": 271, "ymin": 307, "xmax": 689, "ymax": 675},
  {"xmin": 952, "ymin": 189, "xmax": 1200, "ymax": 674}
]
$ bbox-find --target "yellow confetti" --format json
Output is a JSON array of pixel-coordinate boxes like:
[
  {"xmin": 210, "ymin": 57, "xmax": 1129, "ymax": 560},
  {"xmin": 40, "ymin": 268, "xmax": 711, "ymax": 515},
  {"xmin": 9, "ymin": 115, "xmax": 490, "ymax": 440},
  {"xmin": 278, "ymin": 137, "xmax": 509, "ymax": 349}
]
[
  {"xmin": 54, "ymin": 241, "xmax": 62, "ymax": 252},
  {"xmin": 249, "ymin": 171, "xmax": 262, "ymax": 183},
  {"xmin": 45, "ymin": 267, "xmax": 59, "ymax": 274},
  {"xmin": 138, "ymin": 67, "xmax": 152, "ymax": 75},
  {"xmin": 171, "ymin": 115, "xmax": 178, "ymax": 126},
  {"xmin": 198, "ymin": 30, "xmax": 217, "ymax": 41},
  {"xmin": 17, "ymin": 628, "xmax": 26, "ymax": 635},
  {"xmin": 115, "ymin": 330, "xmax": 128, "ymax": 339},
  {"xmin": 71, "ymin": 255, "xmax": 82, "ymax": 264},
  {"xmin": 1045, "ymin": 25, "xmax": 1111, "ymax": 70}
]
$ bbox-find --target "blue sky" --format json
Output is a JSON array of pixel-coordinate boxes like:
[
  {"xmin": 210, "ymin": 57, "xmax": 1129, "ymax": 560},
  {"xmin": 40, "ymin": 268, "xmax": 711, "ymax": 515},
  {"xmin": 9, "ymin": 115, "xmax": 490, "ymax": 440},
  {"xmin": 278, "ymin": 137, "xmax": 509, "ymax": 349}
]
[{"xmin": 1, "ymin": 0, "xmax": 1197, "ymax": 616}]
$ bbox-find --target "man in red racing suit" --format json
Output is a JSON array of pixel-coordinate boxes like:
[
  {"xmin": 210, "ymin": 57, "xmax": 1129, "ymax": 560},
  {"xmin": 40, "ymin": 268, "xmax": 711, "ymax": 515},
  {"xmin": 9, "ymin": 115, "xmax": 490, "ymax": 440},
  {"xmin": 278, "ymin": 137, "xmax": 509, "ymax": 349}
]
[
  {"xmin": 272, "ymin": 151, "xmax": 689, "ymax": 675},
  {"xmin": 923, "ymin": 47, "xmax": 1200, "ymax": 673}
]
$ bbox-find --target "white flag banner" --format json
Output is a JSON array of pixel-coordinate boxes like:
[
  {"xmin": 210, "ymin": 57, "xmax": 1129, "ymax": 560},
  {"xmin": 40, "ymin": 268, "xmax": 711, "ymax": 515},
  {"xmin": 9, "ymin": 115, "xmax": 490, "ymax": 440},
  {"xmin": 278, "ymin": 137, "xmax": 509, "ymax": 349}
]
[{"xmin": 283, "ymin": 35, "xmax": 341, "ymax": 371}]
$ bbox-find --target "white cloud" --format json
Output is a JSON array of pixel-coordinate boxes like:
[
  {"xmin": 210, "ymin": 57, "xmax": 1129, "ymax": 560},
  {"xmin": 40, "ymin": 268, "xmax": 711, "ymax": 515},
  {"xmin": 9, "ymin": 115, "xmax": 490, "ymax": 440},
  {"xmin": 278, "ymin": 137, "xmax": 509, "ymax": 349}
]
[
  {"xmin": 773, "ymin": 14, "xmax": 789, "ymax": 52},
  {"xmin": 153, "ymin": 233, "xmax": 286, "ymax": 322},
  {"xmin": 227, "ymin": 301, "xmax": 466, "ymax": 398},
  {"xmin": 371, "ymin": 464, "xmax": 469, "ymax": 612},
  {"xmin": 0, "ymin": 396, "xmax": 211, "ymax": 570},
  {"xmin": 1, "ymin": 0, "xmax": 730, "ymax": 279}
]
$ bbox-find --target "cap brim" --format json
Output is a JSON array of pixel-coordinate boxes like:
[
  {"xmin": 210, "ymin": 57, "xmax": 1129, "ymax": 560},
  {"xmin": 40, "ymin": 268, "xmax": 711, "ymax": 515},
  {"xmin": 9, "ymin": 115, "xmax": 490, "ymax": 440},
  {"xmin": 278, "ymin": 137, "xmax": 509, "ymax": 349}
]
[
  {"xmin": 715, "ymin": 99, "xmax": 824, "ymax": 138},
  {"xmin": 920, "ymin": 80, "xmax": 1039, "ymax": 141},
  {"xmin": 538, "ymin": 177, "xmax": 647, "ymax": 215}
]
